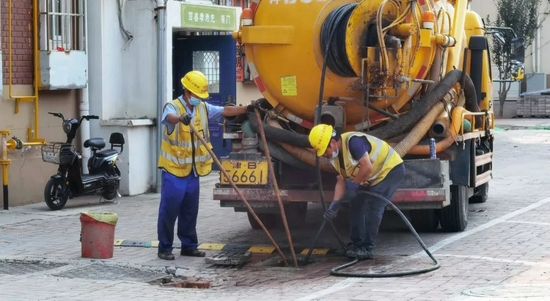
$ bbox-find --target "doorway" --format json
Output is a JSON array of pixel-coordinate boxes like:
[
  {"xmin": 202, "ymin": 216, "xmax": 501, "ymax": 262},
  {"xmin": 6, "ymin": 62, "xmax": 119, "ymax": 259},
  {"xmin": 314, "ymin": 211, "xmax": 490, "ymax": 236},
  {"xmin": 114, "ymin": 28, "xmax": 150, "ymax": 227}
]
[{"xmin": 173, "ymin": 33, "xmax": 237, "ymax": 168}]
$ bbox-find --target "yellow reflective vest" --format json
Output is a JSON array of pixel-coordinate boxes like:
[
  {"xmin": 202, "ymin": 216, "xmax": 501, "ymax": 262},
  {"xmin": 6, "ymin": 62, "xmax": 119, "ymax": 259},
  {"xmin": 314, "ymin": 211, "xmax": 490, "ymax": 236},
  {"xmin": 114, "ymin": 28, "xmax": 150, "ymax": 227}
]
[
  {"xmin": 157, "ymin": 98, "xmax": 213, "ymax": 177},
  {"xmin": 331, "ymin": 132, "xmax": 403, "ymax": 186}
]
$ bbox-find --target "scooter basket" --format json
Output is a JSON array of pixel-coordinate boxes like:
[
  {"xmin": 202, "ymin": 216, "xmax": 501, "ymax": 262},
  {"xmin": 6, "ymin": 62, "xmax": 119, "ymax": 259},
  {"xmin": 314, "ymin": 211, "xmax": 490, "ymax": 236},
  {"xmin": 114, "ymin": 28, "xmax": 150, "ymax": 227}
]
[{"xmin": 41, "ymin": 142, "xmax": 76, "ymax": 165}]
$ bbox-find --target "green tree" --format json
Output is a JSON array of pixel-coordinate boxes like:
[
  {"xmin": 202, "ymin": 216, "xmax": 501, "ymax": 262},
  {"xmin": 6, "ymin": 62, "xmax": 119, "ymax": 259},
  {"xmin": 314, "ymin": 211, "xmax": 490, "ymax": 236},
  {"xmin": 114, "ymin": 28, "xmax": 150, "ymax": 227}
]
[{"xmin": 486, "ymin": 0, "xmax": 547, "ymax": 117}]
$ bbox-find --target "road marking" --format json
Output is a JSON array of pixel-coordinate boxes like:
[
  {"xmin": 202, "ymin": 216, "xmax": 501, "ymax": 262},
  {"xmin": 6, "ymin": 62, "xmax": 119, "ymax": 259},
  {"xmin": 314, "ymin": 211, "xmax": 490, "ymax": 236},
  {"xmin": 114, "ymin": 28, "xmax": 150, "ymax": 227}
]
[
  {"xmin": 422, "ymin": 196, "xmax": 550, "ymax": 255},
  {"xmin": 296, "ymin": 196, "xmax": 550, "ymax": 301},
  {"xmin": 248, "ymin": 246, "xmax": 276, "ymax": 254},
  {"xmin": 300, "ymin": 248, "xmax": 330, "ymax": 255},
  {"xmin": 436, "ymin": 254, "xmax": 550, "ymax": 268},
  {"xmin": 294, "ymin": 278, "xmax": 362, "ymax": 301},
  {"xmin": 506, "ymin": 220, "xmax": 550, "ymax": 227}
]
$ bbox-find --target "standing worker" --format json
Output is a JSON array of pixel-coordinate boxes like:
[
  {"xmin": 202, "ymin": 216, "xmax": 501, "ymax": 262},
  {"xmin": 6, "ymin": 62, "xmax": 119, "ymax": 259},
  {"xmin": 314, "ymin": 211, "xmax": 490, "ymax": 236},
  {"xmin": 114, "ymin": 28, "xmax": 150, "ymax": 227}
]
[
  {"xmin": 157, "ymin": 70, "xmax": 252, "ymax": 260},
  {"xmin": 308, "ymin": 124, "xmax": 405, "ymax": 260}
]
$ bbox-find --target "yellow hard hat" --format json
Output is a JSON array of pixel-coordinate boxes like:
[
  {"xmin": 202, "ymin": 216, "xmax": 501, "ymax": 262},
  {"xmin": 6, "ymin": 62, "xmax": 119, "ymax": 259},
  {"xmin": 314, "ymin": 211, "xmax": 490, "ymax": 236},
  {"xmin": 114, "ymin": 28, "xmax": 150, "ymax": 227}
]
[
  {"xmin": 181, "ymin": 70, "xmax": 209, "ymax": 99},
  {"xmin": 309, "ymin": 124, "xmax": 334, "ymax": 157}
]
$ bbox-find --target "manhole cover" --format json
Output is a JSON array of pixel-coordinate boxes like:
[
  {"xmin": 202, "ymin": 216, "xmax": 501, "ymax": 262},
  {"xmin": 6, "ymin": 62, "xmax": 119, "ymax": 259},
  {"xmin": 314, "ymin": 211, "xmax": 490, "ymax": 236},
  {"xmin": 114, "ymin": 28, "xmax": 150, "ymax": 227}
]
[
  {"xmin": 463, "ymin": 284, "xmax": 550, "ymax": 298},
  {"xmin": 53, "ymin": 264, "xmax": 169, "ymax": 283},
  {"xmin": 0, "ymin": 261, "xmax": 66, "ymax": 275}
]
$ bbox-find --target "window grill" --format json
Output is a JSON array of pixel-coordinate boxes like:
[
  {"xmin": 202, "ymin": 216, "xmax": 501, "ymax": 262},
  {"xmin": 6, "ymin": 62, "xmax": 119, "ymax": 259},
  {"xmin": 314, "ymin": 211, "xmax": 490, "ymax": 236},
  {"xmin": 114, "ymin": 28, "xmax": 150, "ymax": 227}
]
[
  {"xmin": 193, "ymin": 51, "xmax": 221, "ymax": 94},
  {"xmin": 39, "ymin": 0, "xmax": 86, "ymax": 51}
]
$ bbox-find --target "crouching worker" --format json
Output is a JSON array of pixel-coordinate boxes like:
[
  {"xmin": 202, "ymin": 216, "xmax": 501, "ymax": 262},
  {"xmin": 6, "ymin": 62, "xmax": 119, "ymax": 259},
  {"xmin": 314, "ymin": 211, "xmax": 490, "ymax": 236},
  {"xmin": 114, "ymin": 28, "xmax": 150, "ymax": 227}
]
[{"xmin": 308, "ymin": 124, "xmax": 405, "ymax": 260}]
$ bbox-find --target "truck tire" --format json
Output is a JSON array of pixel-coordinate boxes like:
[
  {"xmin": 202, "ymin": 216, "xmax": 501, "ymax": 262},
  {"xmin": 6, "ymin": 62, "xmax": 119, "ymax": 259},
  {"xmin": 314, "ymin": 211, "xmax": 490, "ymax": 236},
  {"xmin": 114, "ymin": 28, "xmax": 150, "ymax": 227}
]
[
  {"xmin": 440, "ymin": 185, "xmax": 469, "ymax": 232},
  {"xmin": 469, "ymin": 183, "xmax": 489, "ymax": 204},
  {"xmin": 247, "ymin": 212, "xmax": 278, "ymax": 230},
  {"xmin": 409, "ymin": 209, "xmax": 440, "ymax": 232}
]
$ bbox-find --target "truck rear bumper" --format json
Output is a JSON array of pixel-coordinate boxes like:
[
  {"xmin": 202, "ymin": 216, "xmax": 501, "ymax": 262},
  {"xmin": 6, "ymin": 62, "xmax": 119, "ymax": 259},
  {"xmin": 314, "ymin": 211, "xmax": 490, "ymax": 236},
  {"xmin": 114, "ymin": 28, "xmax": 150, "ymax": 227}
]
[
  {"xmin": 213, "ymin": 158, "xmax": 451, "ymax": 210},
  {"xmin": 213, "ymin": 187, "xmax": 449, "ymax": 210}
]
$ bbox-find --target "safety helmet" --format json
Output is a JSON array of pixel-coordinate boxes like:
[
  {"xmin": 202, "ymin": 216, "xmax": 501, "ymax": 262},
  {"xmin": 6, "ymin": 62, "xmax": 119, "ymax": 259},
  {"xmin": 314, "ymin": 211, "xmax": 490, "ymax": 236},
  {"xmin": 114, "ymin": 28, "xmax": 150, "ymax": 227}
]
[
  {"xmin": 181, "ymin": 70, "xmax": 209, "ymax": 99},
  {"xmin": 309, "ymin": 124, "xmax": 334, "ymax": 157}
]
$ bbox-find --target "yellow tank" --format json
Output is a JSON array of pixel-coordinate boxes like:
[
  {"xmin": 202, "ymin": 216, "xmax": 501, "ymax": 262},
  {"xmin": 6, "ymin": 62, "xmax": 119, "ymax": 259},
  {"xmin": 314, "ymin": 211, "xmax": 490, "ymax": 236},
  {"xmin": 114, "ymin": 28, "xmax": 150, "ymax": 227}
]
[{"xmin": 233, "ymin": 0, "xmax": 486, "ymax": 131}]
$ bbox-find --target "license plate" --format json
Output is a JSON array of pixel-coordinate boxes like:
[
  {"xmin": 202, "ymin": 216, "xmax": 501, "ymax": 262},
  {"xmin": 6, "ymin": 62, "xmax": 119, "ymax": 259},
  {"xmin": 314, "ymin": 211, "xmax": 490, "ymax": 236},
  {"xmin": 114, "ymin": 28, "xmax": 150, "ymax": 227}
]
[{"xmin": 220, "ymin": 160, "xmax": 268, "ymax": 185}]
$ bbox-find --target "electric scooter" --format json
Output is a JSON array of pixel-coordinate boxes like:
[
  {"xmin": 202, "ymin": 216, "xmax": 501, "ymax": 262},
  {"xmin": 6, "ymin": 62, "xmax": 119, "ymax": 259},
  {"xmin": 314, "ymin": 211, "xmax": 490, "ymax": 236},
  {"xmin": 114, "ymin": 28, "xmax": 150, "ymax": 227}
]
[{"xmin": 41, "ymin": 112, "xmax": 125, "ymax": 210}]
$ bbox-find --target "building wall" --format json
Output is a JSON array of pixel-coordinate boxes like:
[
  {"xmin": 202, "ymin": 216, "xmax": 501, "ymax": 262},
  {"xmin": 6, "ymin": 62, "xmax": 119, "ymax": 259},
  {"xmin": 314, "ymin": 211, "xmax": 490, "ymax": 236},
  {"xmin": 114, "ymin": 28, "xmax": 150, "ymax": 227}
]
[{"xmin": 0, "ymin": 0, "xmax": 79, "ymax": 207}]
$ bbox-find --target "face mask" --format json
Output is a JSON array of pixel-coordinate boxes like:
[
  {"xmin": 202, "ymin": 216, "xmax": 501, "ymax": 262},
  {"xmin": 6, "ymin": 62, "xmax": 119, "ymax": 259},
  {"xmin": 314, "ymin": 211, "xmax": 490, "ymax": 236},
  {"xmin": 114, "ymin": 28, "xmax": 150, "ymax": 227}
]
[
  {"xmin": 331, "ymin": 149, "xmax": 339, "ymax": 159},
  {"xmin": 189, "ymin": 97, "xmax": 201, "ymax": 106}
]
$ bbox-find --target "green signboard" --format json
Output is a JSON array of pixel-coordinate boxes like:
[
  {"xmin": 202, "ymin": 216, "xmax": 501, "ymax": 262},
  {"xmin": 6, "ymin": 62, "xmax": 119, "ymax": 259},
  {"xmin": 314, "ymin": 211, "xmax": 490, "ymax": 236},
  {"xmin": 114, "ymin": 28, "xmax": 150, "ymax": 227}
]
[{"xmin": 181, "ymin": 3, "xmax": 237, "ymax": 31}]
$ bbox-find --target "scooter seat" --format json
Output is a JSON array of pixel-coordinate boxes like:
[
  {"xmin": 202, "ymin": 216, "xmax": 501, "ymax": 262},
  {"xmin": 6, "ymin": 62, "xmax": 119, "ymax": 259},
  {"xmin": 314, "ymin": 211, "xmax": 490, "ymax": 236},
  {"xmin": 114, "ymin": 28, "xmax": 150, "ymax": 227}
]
[
  {"xmin": 96, "ymin": 149, "xmax": 118, "ymax": 158},
  {"xmin": 84, "ymin": 138, "xmax": 106, "ymax": 149}
]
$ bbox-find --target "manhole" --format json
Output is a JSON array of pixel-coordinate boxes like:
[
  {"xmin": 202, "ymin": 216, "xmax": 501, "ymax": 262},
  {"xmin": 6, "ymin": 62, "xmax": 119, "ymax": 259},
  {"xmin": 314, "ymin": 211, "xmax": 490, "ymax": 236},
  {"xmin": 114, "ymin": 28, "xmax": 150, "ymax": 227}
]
[
  {"xmin": 52, "ymin": 264, "xmax": 170, "ymax": 283},
  {"xmin": 463, "ymin": 284, "xmax": 550, "ymax": 298},
  {"xmin": 0, "ymin": 261, "xmax": 67, "ymax": 275}
]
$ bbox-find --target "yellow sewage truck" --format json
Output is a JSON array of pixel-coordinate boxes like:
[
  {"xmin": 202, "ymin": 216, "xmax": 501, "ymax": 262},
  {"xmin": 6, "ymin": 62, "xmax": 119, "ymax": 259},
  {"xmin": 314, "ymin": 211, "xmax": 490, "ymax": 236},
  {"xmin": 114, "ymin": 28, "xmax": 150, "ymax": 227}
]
[{"xmin": 213, "ymin": 0, "xmax": 525, "ymax": 232}]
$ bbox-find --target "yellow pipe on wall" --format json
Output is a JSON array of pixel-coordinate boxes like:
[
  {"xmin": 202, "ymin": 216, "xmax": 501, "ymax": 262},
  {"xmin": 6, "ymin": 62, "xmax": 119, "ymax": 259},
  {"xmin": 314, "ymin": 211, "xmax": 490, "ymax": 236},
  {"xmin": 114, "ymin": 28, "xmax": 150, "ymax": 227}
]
[
  {"xmin": 8, "ymin": 0, "xmax": 44, "ymax": 143},
  {"xmin": 3, "ymin": 0, "xmax": 45, "ymax": 209}
]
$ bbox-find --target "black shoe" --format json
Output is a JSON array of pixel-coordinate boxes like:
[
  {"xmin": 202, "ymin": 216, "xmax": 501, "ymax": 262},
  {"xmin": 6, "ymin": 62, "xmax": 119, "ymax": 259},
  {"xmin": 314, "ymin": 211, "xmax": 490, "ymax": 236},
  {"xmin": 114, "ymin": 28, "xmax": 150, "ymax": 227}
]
[
  {"xmin": 180, "ymin": 249, "xmax": 205, "ymax": 257},
  {"xmin": 158, "ymin": 252, "xmax": 175, "ymax": 260},
  {"xmin": 345, "ymin": 244, "xmax": 373, "ymax": 260}
]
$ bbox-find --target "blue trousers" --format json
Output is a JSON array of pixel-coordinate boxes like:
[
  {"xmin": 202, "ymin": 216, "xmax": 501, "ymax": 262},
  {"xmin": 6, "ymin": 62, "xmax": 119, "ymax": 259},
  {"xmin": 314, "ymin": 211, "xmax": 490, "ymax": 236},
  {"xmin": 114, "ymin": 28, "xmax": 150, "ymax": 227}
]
[
  {"xmin": 157, "ymin": 170, "xmax": 200, "ymax": 253},
  {"xmin": 348, "ymin": 163, "xmax": 405, "ymax": 252}
]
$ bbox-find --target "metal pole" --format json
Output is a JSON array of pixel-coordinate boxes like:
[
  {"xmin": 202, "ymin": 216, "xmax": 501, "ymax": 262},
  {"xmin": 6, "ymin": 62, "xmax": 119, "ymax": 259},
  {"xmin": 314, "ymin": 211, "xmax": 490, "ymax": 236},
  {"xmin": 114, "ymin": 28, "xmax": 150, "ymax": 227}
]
[
  {"xmin": 188, "ymin": 122, "xmax": 288, "ymax": 266},
  {"xmin": 155, "ymin": 1, "xmax": 167, "ymax": 193},
  {"xmin": 254, "ymin": 108, "xmax": 298, "ymax": 267}
]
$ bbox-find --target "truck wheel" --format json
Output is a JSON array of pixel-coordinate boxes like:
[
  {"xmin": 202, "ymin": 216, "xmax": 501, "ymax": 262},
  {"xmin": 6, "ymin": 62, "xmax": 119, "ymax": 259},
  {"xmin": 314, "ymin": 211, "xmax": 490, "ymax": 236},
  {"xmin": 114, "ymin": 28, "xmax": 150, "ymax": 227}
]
[
  {"xmin": 247, "ymin": 212, "xmax": 278, "ymax": 230},
  {"xmin": 469, "ymin": 183, "xmax": 489, "ymax": 204},
  {"xmin": 409, "ymin": 209, "xmax": 440, "ymax": 232},
  {"xmin": 440, "ymin": 185, "xmax": 469, "ymax": 232}
]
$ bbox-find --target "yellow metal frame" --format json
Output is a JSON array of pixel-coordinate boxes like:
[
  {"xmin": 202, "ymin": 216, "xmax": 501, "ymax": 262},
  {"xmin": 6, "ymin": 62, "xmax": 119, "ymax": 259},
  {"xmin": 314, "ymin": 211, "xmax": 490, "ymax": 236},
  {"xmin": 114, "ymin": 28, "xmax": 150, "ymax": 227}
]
[
  {"xmin": 6, "ymin": 0, "xmax": 45, "ymax": 145},
  {"xmin": 2, "ymin": 0, "xmax": 46, "ymax": 209}
]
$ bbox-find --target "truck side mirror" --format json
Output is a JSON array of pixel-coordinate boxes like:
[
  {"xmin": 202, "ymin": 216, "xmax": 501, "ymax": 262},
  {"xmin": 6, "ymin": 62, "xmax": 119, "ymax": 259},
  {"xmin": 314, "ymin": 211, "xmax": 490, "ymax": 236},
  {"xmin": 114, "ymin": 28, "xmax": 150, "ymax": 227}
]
[{"xmin": 511, "ymin": 37, "xmax": 525, "ymax": 64}]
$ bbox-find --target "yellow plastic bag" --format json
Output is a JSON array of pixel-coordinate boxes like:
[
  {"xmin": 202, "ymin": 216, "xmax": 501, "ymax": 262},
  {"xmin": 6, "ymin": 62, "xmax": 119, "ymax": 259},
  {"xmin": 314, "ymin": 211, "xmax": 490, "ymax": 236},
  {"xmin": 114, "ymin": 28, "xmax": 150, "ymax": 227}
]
[{"xmin": 81, "ymin": 212, "xmax": 118, "ymax": 226}]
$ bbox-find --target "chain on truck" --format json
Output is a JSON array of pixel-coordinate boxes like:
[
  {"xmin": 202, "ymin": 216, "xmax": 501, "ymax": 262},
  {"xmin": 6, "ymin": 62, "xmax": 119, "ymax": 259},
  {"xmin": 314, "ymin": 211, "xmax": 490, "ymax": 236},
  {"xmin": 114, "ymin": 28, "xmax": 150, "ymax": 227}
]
[{"xmin": 213, "ymin": 0, "xmax": 525, "ymax": 233}]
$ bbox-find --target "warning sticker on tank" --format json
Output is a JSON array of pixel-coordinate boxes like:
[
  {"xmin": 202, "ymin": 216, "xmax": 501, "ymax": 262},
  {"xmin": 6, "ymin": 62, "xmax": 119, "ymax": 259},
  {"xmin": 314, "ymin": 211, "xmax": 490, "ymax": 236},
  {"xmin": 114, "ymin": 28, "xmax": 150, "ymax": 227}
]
[{"xmin": 281, "ymin": 76, "xmax": 297, "ymax": 96}]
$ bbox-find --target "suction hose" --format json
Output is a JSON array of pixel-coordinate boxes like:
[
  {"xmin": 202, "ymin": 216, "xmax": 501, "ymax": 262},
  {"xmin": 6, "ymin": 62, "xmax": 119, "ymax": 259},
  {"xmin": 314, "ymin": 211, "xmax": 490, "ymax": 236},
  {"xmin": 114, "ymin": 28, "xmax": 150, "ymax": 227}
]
[
  {"xmin": 369, "ymin": 69, "xmax": 481, "ymax": 140},
  {"xmin": 392, "ymin": 72, "xmax": 478, "ymax": 156},
  {"xmin": 328, "ymin": 190, "xmax": 440, "ymax": 277}
]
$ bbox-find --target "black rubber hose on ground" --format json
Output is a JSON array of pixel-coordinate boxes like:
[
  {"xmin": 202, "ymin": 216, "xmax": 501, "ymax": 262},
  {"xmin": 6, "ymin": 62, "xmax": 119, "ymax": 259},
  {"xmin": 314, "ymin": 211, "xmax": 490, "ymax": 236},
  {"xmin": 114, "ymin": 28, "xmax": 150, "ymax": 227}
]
[
  {"xmin": 302, "ymin": 190, "xmax": 440, "ymax": 277},
  {"xmin": 368, "ymin": 69, "xmax": 463, "ymax": 140}
]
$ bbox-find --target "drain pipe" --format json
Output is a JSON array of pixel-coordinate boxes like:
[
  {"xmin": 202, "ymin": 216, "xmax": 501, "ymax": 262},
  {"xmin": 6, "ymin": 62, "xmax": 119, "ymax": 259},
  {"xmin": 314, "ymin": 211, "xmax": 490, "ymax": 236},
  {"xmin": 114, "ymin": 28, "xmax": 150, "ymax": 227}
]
[
  {"xmin": 155, "ymin": 0, "xmax": 167, "ymax": 192},
  {"xmin": 80, "ymin": 3, "xmax": 91, "ymax": 173}
]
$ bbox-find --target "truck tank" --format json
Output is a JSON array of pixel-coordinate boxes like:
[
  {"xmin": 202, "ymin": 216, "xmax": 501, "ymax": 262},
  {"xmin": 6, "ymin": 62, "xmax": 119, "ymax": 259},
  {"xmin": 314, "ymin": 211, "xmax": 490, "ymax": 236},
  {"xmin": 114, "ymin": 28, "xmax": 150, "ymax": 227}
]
[
  {"xmin": 218, "ymin": 0, "xmax": 524, "ymax": 232},
  {"xmin": 233, "ymin": 0, "xmax": 485, "ymax": 135}
]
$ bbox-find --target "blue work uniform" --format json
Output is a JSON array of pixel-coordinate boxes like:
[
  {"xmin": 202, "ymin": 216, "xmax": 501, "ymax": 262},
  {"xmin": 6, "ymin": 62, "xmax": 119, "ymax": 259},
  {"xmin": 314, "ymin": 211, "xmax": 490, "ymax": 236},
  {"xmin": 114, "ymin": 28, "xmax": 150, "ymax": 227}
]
[
  {"xmin": 345, "ymin": 136, "xmax": 405, "ymax": 252},
  {"xmin": 157, "ymin": 96, "xmax": 223, "ymax": 254}
]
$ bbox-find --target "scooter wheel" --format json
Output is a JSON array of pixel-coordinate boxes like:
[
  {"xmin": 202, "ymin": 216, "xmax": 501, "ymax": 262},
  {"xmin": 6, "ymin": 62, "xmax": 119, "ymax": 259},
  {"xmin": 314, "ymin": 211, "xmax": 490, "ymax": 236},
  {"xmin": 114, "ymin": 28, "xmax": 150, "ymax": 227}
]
[{"xmin": 44, "ymin": 178, "xmax": 69, "ymax": 210}]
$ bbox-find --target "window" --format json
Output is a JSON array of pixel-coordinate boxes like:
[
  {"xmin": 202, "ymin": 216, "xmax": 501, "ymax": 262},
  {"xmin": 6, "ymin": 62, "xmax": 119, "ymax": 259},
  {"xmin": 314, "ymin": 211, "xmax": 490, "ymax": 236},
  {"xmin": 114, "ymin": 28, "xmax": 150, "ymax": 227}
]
[
  {"xmin": 193, "ymin": 51, "xmax": 220, "ymax": 94},
  {"xmin": 40, "ymin": 0, "xmax": 86, "ymax": 51}
]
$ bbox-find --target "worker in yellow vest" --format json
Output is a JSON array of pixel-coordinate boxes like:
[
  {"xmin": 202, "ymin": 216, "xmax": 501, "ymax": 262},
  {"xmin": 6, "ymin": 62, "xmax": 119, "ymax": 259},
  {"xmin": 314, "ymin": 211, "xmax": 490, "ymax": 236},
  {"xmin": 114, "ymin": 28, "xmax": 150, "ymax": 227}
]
[
  {"xmin": 308, "ymin": 124, "xmax": 405, "ymax": 260},
  {"xmin": 157, "ymin": 70, "xmax": 253, "ymax": 260}
]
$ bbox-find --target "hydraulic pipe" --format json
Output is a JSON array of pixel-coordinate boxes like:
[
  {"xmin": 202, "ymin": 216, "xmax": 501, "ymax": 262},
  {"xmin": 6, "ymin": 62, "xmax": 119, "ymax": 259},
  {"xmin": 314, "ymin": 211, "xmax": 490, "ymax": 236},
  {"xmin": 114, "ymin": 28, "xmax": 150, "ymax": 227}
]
[
  {"xmin": 254, "ymin": 108, "xmax": 298, "ymax": 267},
  {"xmin": 187, "ymin": 122, "xmax": 288, "ymax": 265}
]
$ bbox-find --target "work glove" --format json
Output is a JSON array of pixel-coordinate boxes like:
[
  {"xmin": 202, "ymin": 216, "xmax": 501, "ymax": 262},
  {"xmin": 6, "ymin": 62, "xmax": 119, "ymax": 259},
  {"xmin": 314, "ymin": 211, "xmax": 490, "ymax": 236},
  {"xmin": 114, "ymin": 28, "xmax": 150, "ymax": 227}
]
[
  {"xmin": 340, "ymin": 180, "xmax": 358, "ymax": 202},
  {"xmin": 179, "ymin": 113, "xmax": 191, "ymax": 125},
  {"xmin": 324, "ymin": 200, "xmax": 342, "ymax": 221}
]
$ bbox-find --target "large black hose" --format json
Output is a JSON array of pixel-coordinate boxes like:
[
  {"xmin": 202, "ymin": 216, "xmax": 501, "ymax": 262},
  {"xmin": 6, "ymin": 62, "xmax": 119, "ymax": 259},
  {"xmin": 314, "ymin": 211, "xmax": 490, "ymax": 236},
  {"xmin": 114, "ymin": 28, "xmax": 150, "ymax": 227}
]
[
  {"xmin": 247, "ymin": 112, "xmax": 311, "ymax": 148},
  {"xmin": 320, "ymin": 3, "xmax": 358, "ymax": 77},
  {"xmin": 257, "ymin": 139, "xmax": 315, "ymax": 171},
  {"xmin": 462, "ymin": 73, "xmax": 483, "ymax": 126},
  {"xmin": 368, "ymin": 69, "xmax": 463, "ymax": 140}
]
